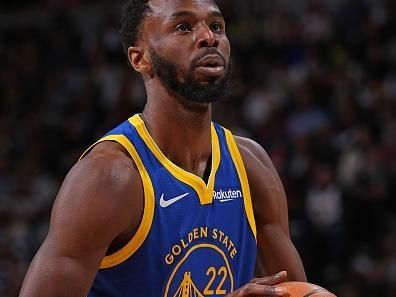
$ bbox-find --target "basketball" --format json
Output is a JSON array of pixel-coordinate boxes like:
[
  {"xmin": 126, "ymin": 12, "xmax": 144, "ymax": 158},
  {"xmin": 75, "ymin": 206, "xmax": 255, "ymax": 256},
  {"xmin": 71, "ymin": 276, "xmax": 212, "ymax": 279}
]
[{"xmin": 278, "ymin": 281, "xmax": 337, "ymax": 297}]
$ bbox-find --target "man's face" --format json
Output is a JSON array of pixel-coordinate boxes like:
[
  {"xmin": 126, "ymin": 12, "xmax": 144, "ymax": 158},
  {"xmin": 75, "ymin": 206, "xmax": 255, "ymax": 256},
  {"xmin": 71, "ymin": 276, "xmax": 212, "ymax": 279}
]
[{"xmin": 142, "ymin": 0, "xmax": 231, "ymax": 103}]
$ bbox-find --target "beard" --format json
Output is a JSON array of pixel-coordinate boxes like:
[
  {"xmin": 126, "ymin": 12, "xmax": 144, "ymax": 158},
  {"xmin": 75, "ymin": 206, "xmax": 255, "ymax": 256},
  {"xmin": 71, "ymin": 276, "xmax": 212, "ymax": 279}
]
[{"xmin": 149, "ymin": 48, "xmax": 231, "ymax": 104}]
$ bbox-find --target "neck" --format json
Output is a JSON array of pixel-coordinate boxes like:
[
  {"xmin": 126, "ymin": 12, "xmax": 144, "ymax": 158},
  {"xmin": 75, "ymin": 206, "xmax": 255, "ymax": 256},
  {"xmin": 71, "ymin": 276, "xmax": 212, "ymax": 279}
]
[{"xmin": 141, "ymin": 82, "xmax": 213, "ymax": 177}]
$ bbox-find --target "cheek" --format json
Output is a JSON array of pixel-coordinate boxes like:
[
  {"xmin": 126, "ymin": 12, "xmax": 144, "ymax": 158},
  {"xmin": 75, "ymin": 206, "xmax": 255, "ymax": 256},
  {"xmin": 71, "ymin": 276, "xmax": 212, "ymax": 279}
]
[
  {"xmin": 154, "ymin": 40, "xmax": 192, "ymax": 68},
  {"xmin": 220, "ymin": 38, "xmax": 231, "ymax": 60},
  {"xmin": 150, "ymin": 30, "xmax": 193, "ymax": 58}
]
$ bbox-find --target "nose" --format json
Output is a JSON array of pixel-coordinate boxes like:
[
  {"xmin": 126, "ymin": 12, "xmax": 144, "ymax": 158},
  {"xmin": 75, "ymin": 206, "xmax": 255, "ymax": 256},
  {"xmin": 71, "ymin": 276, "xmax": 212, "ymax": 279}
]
[{"xmin": 195, "ymin": 24, "xmax": 218, "ymax": 48}]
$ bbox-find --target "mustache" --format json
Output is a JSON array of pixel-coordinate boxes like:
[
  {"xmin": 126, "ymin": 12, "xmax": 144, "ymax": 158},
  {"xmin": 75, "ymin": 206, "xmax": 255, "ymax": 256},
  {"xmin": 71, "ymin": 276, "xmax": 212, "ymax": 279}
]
[{"xmin": 191, "ymin": 48, "xmax": 227, "ymax": 67}]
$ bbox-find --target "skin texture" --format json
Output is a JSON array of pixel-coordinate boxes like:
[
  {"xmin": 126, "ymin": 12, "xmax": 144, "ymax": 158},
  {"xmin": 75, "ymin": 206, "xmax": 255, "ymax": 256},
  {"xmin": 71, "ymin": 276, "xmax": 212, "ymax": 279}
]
[{"xmin": 19, "ymin": 1, "xmax": 306, "ymax": 296}]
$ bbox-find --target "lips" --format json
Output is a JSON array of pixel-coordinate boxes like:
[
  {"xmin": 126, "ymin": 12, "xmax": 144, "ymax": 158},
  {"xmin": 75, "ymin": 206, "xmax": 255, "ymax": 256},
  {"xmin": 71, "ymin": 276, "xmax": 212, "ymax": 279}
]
[
  {"xmin": 194, "ymin": 54, "xmax": 226, "ymax": 78},
  {"xmin": 195, "ymin": 54, "xmax": 225, "ymax": 68}
]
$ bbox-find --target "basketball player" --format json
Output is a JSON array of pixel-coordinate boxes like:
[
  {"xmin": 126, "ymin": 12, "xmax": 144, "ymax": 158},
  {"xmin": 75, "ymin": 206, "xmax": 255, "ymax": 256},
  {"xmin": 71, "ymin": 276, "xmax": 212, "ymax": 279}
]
[{"xmin": 19, "ymin": 0, "xmax": 306, "ymax": 296}]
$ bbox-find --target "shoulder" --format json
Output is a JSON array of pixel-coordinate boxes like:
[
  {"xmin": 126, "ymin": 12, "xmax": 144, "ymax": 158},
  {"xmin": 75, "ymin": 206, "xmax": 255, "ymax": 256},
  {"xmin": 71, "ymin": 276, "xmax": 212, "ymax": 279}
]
[
  {"xmin": 78, "ymin": 141, "xmax": 141, "ymax": 188},
  {"xmin": 49, "ymin": 140, "xmax": 144, "ymax": 248},
  {"xmin": 71, "ymin": 139, "xmax": 143, "ymax": 214},
  {"xmin": 233, "ymin": 136, "xmax": 288, "ymax": 227},
  {"xmin": 21, "ymin": 141, "xmax": 146, "ymax": 295},
  {"xmin": 234, "ymin": 136, "xmax": 269, "ymax": 161},
  {"xmin": 234, "ymin": 136, "xmax": 277, "ymax": 180},
  {"xmin": 68, "ymin": 141, "xmax": 142, "ymax": 205}
]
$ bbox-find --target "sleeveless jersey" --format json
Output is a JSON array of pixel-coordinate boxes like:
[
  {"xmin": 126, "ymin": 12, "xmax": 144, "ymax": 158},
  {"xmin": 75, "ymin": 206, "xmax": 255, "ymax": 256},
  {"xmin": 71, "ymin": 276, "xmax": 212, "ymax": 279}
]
[{"xmin": 85, "ymin": 114, "xmax": 257, "ymax": 297}]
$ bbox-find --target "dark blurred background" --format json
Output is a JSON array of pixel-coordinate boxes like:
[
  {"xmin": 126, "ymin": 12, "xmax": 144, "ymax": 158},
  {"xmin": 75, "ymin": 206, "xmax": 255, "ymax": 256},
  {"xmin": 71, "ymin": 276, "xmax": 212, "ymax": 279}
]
[{"xmin": 1, "ymin": 0, "xmax": 396, "ymax": 296}]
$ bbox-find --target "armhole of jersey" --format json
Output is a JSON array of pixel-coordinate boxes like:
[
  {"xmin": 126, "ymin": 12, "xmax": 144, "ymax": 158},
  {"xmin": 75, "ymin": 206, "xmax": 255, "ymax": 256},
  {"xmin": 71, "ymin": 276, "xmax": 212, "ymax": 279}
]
[
  {"xmin": 223, "ymin": 129, "xmax": 257, "ymax": 240},
  {"xmin": 79, "ymin": 135, "xmax": 155, "ymax": 269}
]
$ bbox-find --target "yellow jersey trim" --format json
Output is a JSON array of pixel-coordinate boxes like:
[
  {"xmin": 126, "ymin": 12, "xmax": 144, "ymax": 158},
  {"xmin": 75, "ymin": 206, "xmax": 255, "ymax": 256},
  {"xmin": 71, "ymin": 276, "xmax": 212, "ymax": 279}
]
[
  {"xmin": 224, "ymin": 129, "xmax": 257, "ymax": 240},
  {"xmin": 79, "ymin": 135, "xmax": 155, "ymax": 268},
  {"xmin": 129, "ymin": 115, "xmax": 220, "ymax": 205}
]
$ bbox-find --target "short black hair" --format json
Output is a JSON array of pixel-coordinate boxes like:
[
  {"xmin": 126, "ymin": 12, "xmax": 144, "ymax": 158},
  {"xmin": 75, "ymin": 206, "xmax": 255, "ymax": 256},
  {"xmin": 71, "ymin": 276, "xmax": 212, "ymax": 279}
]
[{"xmin": 120, "ymin": 0, "xmax": 151, "ymax": 54}]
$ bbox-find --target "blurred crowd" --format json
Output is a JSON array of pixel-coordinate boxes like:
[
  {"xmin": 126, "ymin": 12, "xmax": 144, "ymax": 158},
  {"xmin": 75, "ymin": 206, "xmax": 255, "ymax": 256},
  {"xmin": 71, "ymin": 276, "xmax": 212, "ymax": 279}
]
[{"xmin": 0, "ymin": 0, "xmax": 395, "ymax": 296}]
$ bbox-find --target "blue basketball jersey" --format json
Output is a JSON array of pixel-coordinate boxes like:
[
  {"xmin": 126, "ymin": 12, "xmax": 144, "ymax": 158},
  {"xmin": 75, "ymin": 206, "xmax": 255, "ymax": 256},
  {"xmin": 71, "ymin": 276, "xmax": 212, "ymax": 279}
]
[{"xmin": 85, "ymin": 114, "xmax": 257, "ymax": 297}]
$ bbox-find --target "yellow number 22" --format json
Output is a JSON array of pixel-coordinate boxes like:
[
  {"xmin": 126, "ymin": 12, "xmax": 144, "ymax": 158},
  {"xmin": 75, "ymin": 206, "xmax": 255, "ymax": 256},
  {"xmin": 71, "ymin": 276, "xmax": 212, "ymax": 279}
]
[{"xmin": 203, "ymin": 266, "xmax": 228, "ymax": 295}]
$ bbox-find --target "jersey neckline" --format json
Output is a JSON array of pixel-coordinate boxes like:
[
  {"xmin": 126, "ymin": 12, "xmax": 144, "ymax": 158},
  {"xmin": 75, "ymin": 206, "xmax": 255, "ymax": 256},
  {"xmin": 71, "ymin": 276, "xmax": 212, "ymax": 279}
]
[{"xmin": 129, "ymin": 114, "xmax": 220, "ymax": 205}]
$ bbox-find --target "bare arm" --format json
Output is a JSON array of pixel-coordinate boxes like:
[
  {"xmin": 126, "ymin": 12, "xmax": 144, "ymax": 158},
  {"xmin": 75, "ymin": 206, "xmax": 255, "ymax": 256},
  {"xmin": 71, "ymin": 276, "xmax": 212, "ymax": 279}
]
[
  {"xmin": 236, "ymin": 136, "xmax": 306, "ymax": 280},
  {"xmin": 225, "ymin": 137, "xmax": 306, "ymax": 297},
  {"xmin": 19, "ymin": 142, "xmax": 143, "ymax": 297}
]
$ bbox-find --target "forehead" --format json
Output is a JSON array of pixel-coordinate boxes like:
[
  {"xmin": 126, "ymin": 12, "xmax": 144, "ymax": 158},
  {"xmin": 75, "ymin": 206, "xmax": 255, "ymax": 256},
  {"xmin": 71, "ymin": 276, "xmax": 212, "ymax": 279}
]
[{"xmin": 148, "ymin": 0, "xmax": 221, "ymax": 19}]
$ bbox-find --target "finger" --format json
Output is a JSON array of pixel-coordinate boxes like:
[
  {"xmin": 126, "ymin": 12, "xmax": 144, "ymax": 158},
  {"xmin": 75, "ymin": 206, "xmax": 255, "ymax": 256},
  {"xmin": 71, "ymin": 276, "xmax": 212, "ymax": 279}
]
[
  {"xmin": 252, "ymin": 271, "xmax": 288, "ymax": 285},
  {"xmin": 238, "ymin": 283, "xmax": 289, "ymax": 296}
]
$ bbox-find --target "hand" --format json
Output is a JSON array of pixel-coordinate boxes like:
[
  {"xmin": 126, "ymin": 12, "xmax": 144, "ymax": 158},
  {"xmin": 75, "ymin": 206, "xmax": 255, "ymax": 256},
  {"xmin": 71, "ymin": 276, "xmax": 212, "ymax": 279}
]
[{"xmin": 226, "ymin": 271, "xmax": 289, "ymax": 296}]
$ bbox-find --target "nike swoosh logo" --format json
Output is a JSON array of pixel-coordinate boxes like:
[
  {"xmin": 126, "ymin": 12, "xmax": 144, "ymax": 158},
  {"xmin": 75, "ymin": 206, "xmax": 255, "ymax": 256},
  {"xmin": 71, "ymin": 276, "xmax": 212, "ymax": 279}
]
[{"xmin": 159, "ymin": 193, "xmax": 190, "ymax": 208}]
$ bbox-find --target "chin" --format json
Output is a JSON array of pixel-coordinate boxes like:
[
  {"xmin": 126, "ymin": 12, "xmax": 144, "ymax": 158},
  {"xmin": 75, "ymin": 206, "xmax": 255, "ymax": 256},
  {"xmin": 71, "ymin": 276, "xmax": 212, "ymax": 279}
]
[
  {"xmin": 194, "ymin": 71, "xmax": 226, "ymax": 83},
  {"xmin": 196, "ymin": 74, "xmax": 226, "ymax": 85}
]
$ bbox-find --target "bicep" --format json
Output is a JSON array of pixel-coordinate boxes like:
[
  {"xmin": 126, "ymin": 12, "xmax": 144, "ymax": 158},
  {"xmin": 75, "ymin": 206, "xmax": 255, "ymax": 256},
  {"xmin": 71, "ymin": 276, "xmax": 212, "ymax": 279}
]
[
  {"xmin": 250, "ymin": 165, "xmax": 304, "ymax": 279},
  {"xmin": 20, "ymin": 192, "xmax": 108, "ymax": 297},
  {"xmin": 236, "ymin": 137, "xmax": 306, "ymax": 281},
  {"xmin": 241, "ymin": 140, "xmax": 289, "ymax": 234},
  {"xmin": 20, "ymin": 149, "xmax": 142, "ymax": 297},
  {"xmin": 20, "ymin": 236, "xmax": 106, "ymax": 297},
  {"xmin": 255, "ymin": 222, "xmax": 306, "ymax": 280}
]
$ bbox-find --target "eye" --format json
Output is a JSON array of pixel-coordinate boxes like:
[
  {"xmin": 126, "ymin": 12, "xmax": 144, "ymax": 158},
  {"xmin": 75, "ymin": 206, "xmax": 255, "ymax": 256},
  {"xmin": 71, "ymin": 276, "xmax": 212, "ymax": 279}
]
[
  {"xmin": 175, "ymin": 23, "xmax": 192, "ymax": 33},
  {"xmin": 210, "ymin": 22, "xmax": 223, "ymax": 33}
]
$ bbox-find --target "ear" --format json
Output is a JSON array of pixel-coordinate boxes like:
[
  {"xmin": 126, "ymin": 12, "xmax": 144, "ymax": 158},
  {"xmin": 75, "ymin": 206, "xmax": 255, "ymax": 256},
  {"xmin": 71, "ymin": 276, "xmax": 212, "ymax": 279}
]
[{"xmin": 128, "ymin": 46, "xmax": 152, "ymax": 75}]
